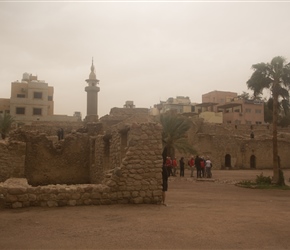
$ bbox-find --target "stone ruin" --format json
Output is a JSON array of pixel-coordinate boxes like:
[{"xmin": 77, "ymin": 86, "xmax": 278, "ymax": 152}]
[
  {"xmin": 1, "ymin": 107, "xmax": 290, "ymax": 209},
  {"xmin": 0, "ymin": 108, "xmax": 163, "ymax": 208}
]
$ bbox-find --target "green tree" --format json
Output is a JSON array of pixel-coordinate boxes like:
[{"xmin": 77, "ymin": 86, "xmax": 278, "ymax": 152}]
[
  {"xmin": 247, "ymin": 56, "xmax": 290, "ymax": 185},
  {"xmin": 159, "ymin": 114, "xmax": 196, "ymax": 163},
  {"xmin": 0, "ymin": 113, "xmax": 14, "ymax": 139}
]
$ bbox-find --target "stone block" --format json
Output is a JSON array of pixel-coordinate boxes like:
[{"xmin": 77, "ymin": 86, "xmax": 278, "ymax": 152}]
[
  {"xmin": 28, "ymin": 194, "xmax": 37, "ymax": 201},
  {"xmin": 17, "ymin": 194, "xmax": 28, "ymax": 202},
  {"xmin": 68, "ymin": 200, "xmax": 77, "ymax": 206},
  {"xmin": 12, "ymin": 202, "xmax": 22, "ymax": 208},
  {"xmin": 47, "ymin": 200, "xmax": 58, "ymax": 207},
  {"xmin": 91, "ymin": 192, "xmax": 101, "ymax": 199},
  {"xmin": 71, "ymin": 193, "xmax": 81, "ymax": 200},
  {"xmin": 6, "ymin": 194, "xmax": 17, "ymax": 202},
  {"xmin": 83, "ymin": 199, "xmax": 92, "ymax": 205},
  {"xmin": 132, "ymin": 197, "xmax": 143, "ymax": 204},
  {"xmin": 8, "ymin": 187, "xmax": 26, "ymax": 195}
]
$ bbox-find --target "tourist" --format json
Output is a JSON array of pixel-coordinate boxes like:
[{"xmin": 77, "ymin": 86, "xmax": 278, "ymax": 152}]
[
  {"xmin": 162, "ymin": 163, "xmax": 169, "ymax": 206},
  {"xmin": 188, "ymin": 156, "xmax": 195, "ymax": 177},
  {"xmin": 200, "ymin": 156, "xmax": 205, "ymax": 178},
  {"xmin": 172, "ymin": 157, "xmax": 177, "ymax": 176},
  {"xmin": 195, "ymin": 155, "xmax": 202, "ymax": 178},
  {"xmin": 205, "ymin": 157, "xmax": 212, "ymax": 178},
  {"xmin": 179, "ymin": 157, "xmax": 185, "ymax": 177},
  {"xmin": 165, "ymin": 156, "xmax": 173, "ymax": 176}
]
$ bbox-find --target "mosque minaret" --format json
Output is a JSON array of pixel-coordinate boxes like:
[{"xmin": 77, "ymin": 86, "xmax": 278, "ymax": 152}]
[{"xmin": 85, "ymin": 59, "xmax": 100, "ymax": 122}]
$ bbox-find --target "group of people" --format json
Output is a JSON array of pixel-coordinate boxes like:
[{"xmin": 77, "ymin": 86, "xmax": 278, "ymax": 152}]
[
  {"xmin": 188, "ymin": 155, "xmax": 212, "ymax": 179},
  {"xmin": 162, "ymin": 155, "xmax": 213, "ymax": 206},
  {"xmin": 164, "ymin": 155, "xmax": 213, "ymax": 179}
]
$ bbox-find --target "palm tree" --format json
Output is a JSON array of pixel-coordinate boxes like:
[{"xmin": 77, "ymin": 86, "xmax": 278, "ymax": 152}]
[
  {"xmin": 247, "ymin": 56, "xmax": 290, "ymax": 184},
  {"xmin": 0, "ymin": 113, "xmax": 14, "ymax": 139},
  {"xmin": 159, "ymin": 114, "xmax": 196, "ymax": 164}
]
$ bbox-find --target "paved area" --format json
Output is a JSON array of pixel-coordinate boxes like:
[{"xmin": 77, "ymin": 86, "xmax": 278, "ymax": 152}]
[{"xmin": 0, "ymin": 169, "xmax": 289, "ymax": 250}]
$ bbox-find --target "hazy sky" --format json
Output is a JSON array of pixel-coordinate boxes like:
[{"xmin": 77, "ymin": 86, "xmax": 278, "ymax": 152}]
[{"xmin": 1, "ymin": 1, "xmax": 290, "ymax": 118}]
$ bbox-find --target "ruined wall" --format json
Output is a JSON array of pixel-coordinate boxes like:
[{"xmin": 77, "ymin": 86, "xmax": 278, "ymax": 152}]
[
  {"xmin": 192, "ymin": 133, "xmax": 290, "ymax": 170},
  {"xmin": 92, "ymin": 122, "xmax": 164, "ymax": 204},
  {"xmin": 17, "ymin": 121, "xmax": 84, "ymax": 136},
  {"xmin": 0, "ymin": 140, "xmax": 26, "ymax": 182},
  {"xmin": 1, "ymin": 122, "xmax": 164, "ymax": 208},
  {"xmin": 25, "ymin": 132, "xmax": 90, "ymax": 186}
]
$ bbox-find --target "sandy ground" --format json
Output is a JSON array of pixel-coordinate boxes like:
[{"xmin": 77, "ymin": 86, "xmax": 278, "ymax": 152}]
[{"xmin": 0, "ymin": 169, "xmax": 289, "ymax": 250}]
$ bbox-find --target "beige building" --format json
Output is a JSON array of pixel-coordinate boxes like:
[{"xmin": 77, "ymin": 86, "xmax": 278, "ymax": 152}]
[
  {"xmin": 150, "ymin": 96, "xmax": 197, "ymax": 116},
  {"xmin": 0, "ymin": 73, "xmax": 80, "ymax": 123},
  {"xmin": 200, "ymin": 90, "xmax": 264, "ymax": 125}
]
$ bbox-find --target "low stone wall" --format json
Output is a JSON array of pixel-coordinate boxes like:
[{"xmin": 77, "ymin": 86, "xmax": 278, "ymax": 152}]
[{"xmin": 0, "ymin": 178, "xmax": 162, "ymax": 209}]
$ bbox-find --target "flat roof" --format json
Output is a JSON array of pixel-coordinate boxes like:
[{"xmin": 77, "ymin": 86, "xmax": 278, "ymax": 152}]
[
  {"xmin": 217, "ymin": 103, "xmax": 242, "ymax": 109},
  {"xmin": 195, "ymin": 102, "xmax": 219, "ymax": 108}
]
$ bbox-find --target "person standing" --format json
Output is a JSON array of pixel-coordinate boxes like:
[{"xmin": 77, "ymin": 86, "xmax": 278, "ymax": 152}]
[
  {"xmin": 165, "ymin": 156, "xmax": 173, "ymax": 176},
  {"xmin": 172, "ymin": 157, "xmax": 177, "ymax": 176},
  {"xmin": 179, "ymin": 157, "xmax": 185, "ymax": 177},
  {"xmin": 205, "ymin": 157, "xmax": 212, "ymax": 178},
  {"xmin": 162, "ymin": 164, "xmax": 169, "ymax": 206},
  {"xmin": 195, "ymin": 155, "xmax": 202, "ymax": 178},
  {"xmin": 189, "ymin": 156, "xmax": 195, "ymax": 177}
]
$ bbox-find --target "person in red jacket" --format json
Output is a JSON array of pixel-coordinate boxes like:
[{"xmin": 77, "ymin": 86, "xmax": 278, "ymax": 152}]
[
  {"xmin": 172, "ymin": 157, "xmax": 177, "ymax": 176},
  {"xmin": 188, "ymin": 156, "xmax": 195, "ymax": 177}
]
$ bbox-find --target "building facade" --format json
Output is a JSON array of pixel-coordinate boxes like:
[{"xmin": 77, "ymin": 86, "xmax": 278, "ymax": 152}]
[{"xmin": 0, "ymin": 73, "xmax": 80, "ymax": 123}]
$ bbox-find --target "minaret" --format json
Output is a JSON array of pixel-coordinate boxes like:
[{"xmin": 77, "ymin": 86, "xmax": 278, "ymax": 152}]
[{"xmin": 85, "ymin": 58, "xmax": 100, "ymax": 122}]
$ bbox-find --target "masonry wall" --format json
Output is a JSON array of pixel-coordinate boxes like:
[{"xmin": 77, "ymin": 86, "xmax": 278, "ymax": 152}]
[
  {"xmin": 0, "ymin": 141, "xmax": 26, "ymax": 182},
  {"xmin": 25, "ymin": 132, "xmax": 90, "ymax": 186},
  {"xmin": 1, "ymin": 122, "xmax": 164, "ymax": 208}
]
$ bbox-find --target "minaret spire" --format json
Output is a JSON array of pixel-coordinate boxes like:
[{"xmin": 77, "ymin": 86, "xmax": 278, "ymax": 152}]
[{"xmin": 85, "ymin": 58, "xmax": 100, "ymax": 122}]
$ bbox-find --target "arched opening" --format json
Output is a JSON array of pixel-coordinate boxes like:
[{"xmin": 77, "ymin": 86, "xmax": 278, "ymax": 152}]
[
  {"xmin": 250, "ymin": 155, "xmax": 256, "ymax": 169},
  {"xmin": 225, "ymin": 154, "xmax": 231, "ymax": 168}
]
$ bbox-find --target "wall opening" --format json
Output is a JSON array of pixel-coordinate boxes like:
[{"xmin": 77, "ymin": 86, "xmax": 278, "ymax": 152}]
[
  {"xmin": 250, "ymin": 155, "xmax": 256, "ymax": 168},
  {"xmin": 119, "ymin": 128, "xmax": 129, "ymax": 161},
  {"xmin": 103, "ymin": 134, "xmax": 111, "ymax": 171},
  {"xmin": 225, "ymin": 154, "xmax": 231, "ymax": 168}
]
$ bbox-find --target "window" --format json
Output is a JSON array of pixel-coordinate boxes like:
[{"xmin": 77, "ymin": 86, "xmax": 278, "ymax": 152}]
[
  {"xmin": 16, "ymin": 107, "xmax": 25, "ymax": 114},
  {"xmin": 255, "ymin": 109, "xmax": 262, "ymax": 114},
  {"xmin": 17, "ymin": 94, "xmax": 25, "ymax": 98},
  {"xmin": 48, "ymin": 96, "xmax": 53, "ymax": 101},
  {"xmin": 246, "ymin": 108, "xmax": 251, "ymax": 113},
  {"xmin": 34, "ymin": 92, "xmax": 43, "ymax": 99},
  {"xmin": 33, "ymin": 108, "xmax": 42, "ymax": 115}
]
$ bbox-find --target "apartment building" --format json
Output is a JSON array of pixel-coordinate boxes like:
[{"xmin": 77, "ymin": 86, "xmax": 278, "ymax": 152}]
[
  {"xmin": 150, "ymin": 96, "xmax": 197, "ymax": 116},
  {"xmin": 201, "ymin": 90, "xmax": 264, "ymax": 125},
  {"xmin": 0, "ymin": 73, "xmax": 80, "ymax": 122}
]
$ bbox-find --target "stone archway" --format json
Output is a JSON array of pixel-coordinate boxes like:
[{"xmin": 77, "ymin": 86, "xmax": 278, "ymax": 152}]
[
  {"xmin": 225, "ymin": 154, "xmax": 231, "ymax": 168},
  {"xmin": 250, "ymin": 155, "xmax": 256, "ymax": 169}
]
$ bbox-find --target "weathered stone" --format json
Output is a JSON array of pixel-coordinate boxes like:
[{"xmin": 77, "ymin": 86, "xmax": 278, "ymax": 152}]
[
  {"xmin": 17, "ymin": 194, "xmax": 28, "ymax": 202},
  {"xmin": 12, "ymin": 202, "xmax": 23, "ymax": 208},
  {"xmin": 68, "ymin": 200, "xmax": 77, "ymax": 206},
  {"xmin": 8, "ymin": 187, "xmax": 26, "ymax": 195},
  {"xmin": 47, "ymin": 200, "xmax": 58, "ymax": 207},
  {"xmin": 6, "ymin": 194, "xmax": 17, "ymax": 202}
]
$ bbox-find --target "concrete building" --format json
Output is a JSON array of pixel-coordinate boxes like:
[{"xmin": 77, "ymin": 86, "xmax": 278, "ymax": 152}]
[
  {"xmin": 0, "ymin": 73, "xmax": 81, "ymax": 123},
  {"xmin": 200, "ymin": 90, "xmax": 264, "ymax": 125},
  {"xmin": 150, "ymin": 96, "xmax": 198, "ymax": 116}
]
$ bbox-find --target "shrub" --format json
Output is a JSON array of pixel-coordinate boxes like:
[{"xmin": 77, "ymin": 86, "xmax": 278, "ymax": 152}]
[{"xmin": 256, "ymin": 173, "xmax": 272, "ymax": 185}]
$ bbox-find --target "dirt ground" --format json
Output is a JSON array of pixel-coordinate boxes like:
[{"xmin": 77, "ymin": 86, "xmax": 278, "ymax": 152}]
[{"xmin": 0, "ymin": 169, "xmax": 290, "ymax": 250}]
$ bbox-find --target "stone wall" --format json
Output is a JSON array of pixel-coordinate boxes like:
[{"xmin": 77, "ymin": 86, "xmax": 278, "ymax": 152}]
[
  {"xmin": 91, "ymin": 122, "xmax": 164, "ymax": 204},
  {"xmin": 0, "ymin": 121, "xmax": 164, "ymax": 208},
  {"xmin": 0, "ymin": 140, "xmax": 26, "ymax": 182},
  {"xmin": 25, "ymin": 132, "xmax": 90, "ymax": 186},
  {"xmin": 0, "ymin": 179, "xmax": 115, "ymax": 209}
]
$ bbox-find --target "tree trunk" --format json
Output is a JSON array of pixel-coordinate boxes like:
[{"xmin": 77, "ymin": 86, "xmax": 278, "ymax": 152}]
[{"xmin": 272, "ymin": 86, "xmax": 284, "ymax": 185}]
